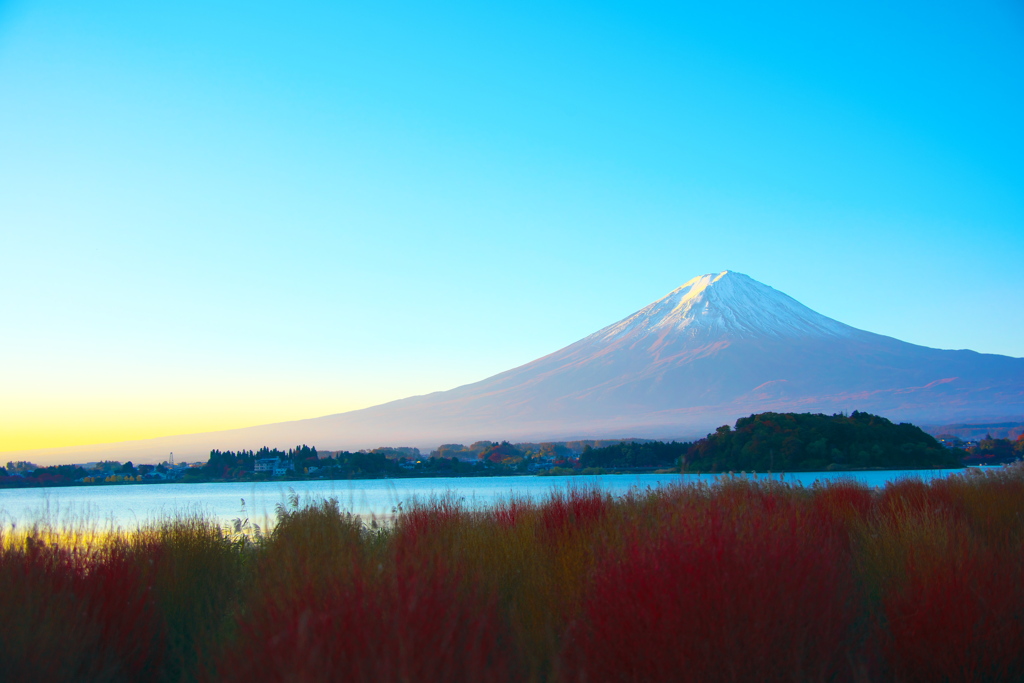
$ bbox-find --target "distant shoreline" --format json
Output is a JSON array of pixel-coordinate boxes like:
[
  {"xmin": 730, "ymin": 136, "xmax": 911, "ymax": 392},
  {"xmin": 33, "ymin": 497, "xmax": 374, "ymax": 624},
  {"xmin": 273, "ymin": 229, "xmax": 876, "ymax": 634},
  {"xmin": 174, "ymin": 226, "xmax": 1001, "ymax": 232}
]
[{"xmin": 0, "ymin": 463, "xmax": 975, "ymax": 492}]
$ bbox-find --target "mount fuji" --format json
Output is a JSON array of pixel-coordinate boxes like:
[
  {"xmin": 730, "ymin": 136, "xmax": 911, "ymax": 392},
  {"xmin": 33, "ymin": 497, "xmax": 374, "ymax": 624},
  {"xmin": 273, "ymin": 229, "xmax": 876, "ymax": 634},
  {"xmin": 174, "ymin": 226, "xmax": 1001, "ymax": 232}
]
[{"xmin": 17, "ymin": 271, "xmax": 1024, "ymax": 462}]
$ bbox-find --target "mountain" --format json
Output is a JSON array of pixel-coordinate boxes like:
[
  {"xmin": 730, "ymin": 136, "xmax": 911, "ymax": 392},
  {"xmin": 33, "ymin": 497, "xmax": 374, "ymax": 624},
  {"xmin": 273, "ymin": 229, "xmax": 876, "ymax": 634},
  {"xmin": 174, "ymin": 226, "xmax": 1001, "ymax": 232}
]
[{"xmin": 12, "ymin": 271, "xmax": 1024, "ymax": 463}]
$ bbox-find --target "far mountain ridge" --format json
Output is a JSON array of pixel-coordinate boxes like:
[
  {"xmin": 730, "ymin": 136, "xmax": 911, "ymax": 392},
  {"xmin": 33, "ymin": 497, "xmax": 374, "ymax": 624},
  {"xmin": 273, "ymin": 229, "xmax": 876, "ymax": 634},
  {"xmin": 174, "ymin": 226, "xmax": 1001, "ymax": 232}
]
[{"xmin": 9, "ymin": 271, "xmax": 1024, "ymax": 463}]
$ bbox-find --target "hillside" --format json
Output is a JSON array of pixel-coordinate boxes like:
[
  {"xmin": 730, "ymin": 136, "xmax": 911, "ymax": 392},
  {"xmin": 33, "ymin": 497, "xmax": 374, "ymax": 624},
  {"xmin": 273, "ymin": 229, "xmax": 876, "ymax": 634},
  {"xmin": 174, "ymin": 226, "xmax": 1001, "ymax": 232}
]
[{"xmin": 685, "ymin": 411, "xmax": 962, "ymax": 472}]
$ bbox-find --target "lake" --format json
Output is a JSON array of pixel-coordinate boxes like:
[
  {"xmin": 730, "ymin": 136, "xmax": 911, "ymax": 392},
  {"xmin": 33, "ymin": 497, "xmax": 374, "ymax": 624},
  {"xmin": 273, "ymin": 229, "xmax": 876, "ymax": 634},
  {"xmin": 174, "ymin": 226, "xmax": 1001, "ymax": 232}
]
[{"xmin": 0, "ymin": 469, "xmax": 969, "ymax": 530}]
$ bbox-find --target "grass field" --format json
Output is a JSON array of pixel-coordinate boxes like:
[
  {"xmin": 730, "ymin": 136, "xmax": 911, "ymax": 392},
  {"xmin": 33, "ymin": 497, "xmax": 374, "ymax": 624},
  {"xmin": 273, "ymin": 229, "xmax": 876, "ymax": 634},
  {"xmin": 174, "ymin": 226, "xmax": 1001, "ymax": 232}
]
[{"xmin": 2, "ymin": 466, "xmax": 1023, "ymax": 682}]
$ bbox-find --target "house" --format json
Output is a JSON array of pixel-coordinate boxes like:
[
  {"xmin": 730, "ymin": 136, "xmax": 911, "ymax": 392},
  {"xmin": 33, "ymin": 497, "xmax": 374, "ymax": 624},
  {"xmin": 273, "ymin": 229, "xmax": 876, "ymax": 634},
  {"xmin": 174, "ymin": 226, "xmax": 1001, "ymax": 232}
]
[
  {"xmin": 254, "ymin": 458, "xmax": 279, "ymax": 473},
  {"xmin": 272, "ymin": 461, "xmax": 292, "ymax": 477}
]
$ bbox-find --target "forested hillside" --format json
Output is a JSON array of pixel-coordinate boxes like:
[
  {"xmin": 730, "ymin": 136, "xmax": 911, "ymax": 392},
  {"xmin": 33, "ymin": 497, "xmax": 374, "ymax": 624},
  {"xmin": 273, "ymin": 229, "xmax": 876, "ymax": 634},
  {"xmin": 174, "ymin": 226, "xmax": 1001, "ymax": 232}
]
[{"xmin": 684, "ymin": 411, "xmax": 961, "ymax": 472}]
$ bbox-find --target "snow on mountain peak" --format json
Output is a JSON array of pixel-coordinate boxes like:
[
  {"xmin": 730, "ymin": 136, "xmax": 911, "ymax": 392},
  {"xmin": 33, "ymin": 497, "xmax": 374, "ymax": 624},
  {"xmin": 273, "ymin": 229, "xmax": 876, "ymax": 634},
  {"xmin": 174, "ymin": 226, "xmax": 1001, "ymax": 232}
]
[{"xmin": 591, "ymin": 270, "xmax": 854, "ymax": 344}]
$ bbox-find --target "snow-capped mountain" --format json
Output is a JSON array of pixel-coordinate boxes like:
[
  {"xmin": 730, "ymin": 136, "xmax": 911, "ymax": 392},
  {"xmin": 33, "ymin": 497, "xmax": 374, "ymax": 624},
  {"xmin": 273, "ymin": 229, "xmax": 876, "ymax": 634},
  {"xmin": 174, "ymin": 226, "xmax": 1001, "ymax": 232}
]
[
  {"xmin": 590, "ymin": 271, "xmax": 853, "ymax": 343},
  {"xmin": 369, "ymin": 270, "xmax": 1023, "ymax": 439},
  {"xmin": 14, "ymin": 271, "xmax": 1024, "ymax": 461}
]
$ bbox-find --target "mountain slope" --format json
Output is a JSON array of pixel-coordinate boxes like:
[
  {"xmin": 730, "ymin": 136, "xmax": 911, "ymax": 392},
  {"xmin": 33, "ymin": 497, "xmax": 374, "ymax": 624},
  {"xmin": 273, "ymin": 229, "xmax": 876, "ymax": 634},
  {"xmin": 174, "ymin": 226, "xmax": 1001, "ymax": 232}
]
[
  {"xmin": 12, "ymin": 271, "xmax": 1024, "ymax": 462},
  {"xmin": 327, "ymin": 271, "xmax": 1023, "ymax": 440}
]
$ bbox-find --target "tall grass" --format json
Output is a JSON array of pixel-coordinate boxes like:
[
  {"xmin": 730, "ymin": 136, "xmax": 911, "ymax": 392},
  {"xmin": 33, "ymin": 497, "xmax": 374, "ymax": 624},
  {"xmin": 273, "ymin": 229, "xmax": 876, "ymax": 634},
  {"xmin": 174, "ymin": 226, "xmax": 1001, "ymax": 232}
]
[
  {"xmin": 562, "ymin": 484, "xmax": 859, "ymax": 682},
  {"xmin": 0, "ymin": 532, "xmax": 163, "ymax": 682},
  {"xmin": 2, "ymin": 466, "xmax": 1024, "ymax": 681}
]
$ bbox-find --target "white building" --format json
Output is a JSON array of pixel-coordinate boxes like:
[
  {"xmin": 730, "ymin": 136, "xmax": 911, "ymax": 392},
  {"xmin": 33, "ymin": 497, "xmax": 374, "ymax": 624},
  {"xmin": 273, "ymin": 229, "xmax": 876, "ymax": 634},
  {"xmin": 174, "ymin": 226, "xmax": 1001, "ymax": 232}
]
[{"xmin": 254, "ymin": 458, "xmax": 279, "ymax": 473}]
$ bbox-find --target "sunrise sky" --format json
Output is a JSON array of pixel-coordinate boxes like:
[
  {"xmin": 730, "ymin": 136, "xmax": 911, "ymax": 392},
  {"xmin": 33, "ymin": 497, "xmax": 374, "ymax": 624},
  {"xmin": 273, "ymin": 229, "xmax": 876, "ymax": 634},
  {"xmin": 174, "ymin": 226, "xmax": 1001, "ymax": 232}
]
[{"xmin": 2, "ymin": 1, "xmax": 1023, "ymax": 453}]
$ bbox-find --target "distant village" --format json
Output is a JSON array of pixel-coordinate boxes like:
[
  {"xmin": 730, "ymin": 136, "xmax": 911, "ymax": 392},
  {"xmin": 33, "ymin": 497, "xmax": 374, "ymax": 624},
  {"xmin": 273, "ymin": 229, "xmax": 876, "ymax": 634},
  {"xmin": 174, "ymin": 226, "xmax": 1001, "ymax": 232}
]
[
  {"xmin": 0, "ymin": 439, "xmax": 673, "ymax": 488},
  {"xmin": 934, "ymin": 432, "xmax": 1024, "ymax": 466},
  {"xmin": 4, "ymin": 421, "xmax": 1022, "ymax": 489},
  {"xmin": 2, "ymin": 456, "xmax": 203, "ymax": 486}
]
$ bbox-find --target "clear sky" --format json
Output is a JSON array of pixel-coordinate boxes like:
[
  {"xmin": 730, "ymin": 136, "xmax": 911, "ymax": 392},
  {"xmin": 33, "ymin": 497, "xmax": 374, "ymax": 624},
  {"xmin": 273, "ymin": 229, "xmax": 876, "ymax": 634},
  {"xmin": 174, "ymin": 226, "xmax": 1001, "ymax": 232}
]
[{"xmin": 2, "ymin": 0, "xmax": 1022, "ymax": 453}]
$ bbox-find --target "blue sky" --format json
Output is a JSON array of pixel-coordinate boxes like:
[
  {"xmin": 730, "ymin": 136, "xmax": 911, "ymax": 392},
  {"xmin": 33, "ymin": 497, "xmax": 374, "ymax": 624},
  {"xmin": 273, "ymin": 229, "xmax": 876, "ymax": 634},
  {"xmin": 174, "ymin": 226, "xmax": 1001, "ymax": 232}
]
[{"xmin": 2, "ymin": 0, "xmax": 1022, "ymax": 450}]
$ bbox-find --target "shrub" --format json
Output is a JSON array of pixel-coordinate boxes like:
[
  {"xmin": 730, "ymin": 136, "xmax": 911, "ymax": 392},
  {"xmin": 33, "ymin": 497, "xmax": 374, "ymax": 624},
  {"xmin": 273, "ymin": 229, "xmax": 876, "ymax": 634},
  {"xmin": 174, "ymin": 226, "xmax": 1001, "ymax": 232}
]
[
  {"xmin": 561, "ymin": 493, "xmax": 858, "ymax": 682},
  {"xmin": 881, "ymin": 542, "xmax": 1024, "ymax": 682},
  {"xmin": 0, "ymin": 536, "xmax": 163, "ymax": 682},
  {"xmin": 215, "ymin": 558, "xmax": 514, "ymax": 683}
]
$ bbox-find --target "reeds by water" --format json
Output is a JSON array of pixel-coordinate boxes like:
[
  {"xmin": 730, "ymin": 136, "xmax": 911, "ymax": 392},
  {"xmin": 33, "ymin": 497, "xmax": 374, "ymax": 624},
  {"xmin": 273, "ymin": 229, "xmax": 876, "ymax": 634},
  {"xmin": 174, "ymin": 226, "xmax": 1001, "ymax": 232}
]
[{"xmin": 2, "ymin": 466, "xmax": 1023, "ymax": 682}]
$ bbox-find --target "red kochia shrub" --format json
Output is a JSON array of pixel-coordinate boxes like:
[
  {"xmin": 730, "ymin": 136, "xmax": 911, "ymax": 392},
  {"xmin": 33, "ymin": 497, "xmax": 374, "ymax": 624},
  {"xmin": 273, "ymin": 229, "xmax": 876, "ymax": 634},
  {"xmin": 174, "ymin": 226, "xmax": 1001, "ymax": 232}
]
[
  {"xmin": 74, "ymin": 547, "xmax": 164, "ymax": 679},
  {"xmin": 216, "ymin": 558, "xmax": 515, "ymax": 683},
  {"xmin": 876, "ymin": 477, "xmax": 964, "ymax": 522},
  {"xmin": 493, "ymin": 499, "xmax": 530, "ymax": 528},
  {"xmin": 0, "ymin": 540, "xmax": 163, "ymax": 682},
  {"xmin": 391, "ymin": 496, "xmax": 467, "ymax": 551},
  {"xmin": 561, "ymin": 503, "xmax": 858, "ymax": 683},
  {"xmin": 881, "ymin": 543, "xmax": 1024, "ymax": 683},
  {"xmin": 813, "ymin": 480, "xmax": 874, "ymax": 523},
  {"xmin": 540, "ymin": 488, "xmax": 609, "ymax": 539}
]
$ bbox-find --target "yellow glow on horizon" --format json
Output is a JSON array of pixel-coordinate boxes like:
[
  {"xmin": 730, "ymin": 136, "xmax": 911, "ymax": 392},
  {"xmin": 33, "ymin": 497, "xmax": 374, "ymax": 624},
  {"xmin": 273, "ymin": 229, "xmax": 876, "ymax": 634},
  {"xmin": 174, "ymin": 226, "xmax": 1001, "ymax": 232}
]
[{"xmin": 0, "ymin": 394, "xmax": 385, "ymax": 453}]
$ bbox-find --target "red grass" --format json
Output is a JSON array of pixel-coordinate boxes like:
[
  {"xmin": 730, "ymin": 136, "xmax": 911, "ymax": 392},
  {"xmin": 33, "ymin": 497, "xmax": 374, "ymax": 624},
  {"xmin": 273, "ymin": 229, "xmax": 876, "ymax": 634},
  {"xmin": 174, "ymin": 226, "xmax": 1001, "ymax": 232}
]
[
  {"xmin": 393, "ymin": 495, "xmax": 468, "ymax": 547},
  {"xmin": 876, "ymin": 477, "xmax": 965, "ymax": 522},
  {"xmin": 493, "ymin": 499, "xmax": 530, "ymax": 528},
  {"xmin": 0, "ymin": 539, "xmax": 163, "ymax": 682},
  {"xmin": 881, "ymin": 542, "xmax": 1024, "ymax": 682},
  {"xmin": 813, "ymin": 480, "xmax": 874, "ymax": 522},
  {"xmin": 540, "ymin": 488, "xmax": 609, "ymax": 539},
  {"xmin": 216, "ymin": 558, "xmax": 514, "ymax": 683},
  {"xmin": 561, "ymin": 499, "xmax": 859, "ymax": 683},
  {"xmin": 8, "ymin": 472, "xmax": 1024, "ymax": 681}
]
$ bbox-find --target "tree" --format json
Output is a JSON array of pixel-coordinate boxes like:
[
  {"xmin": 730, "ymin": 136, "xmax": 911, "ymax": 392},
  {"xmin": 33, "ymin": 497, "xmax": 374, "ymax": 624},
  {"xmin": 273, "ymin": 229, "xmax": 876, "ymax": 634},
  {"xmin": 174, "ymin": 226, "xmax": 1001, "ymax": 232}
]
[
  {"xmin": 469, "ymin": 441, "xmax": 495, "ymax": 458},
  {"xmin": 478, "ymin": 442, "xmax": 521, "ymax": 464},
  {"xmin": 580, "ymin": 441, "xmax": 691, "ymax": 469},
  {"xmin": 965, "ymin": 435, "xmax": 1017, "ymax": 465},
  {"xmin": 435, "ymin": 444, "xmax": 468, "ymax": 459}
]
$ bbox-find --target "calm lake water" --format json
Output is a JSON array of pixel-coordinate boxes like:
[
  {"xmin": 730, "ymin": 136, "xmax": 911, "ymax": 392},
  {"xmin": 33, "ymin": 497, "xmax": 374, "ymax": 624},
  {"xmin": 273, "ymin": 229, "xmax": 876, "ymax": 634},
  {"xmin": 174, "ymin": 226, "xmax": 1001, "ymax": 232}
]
[{"xmin": 0, "ymin": 469, "xmax": 969, "ymax": 530}]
